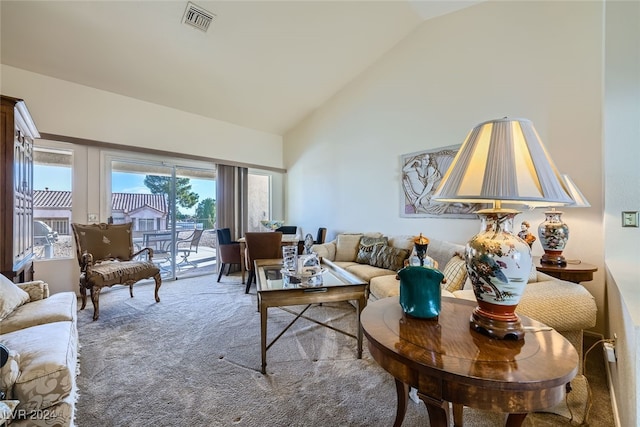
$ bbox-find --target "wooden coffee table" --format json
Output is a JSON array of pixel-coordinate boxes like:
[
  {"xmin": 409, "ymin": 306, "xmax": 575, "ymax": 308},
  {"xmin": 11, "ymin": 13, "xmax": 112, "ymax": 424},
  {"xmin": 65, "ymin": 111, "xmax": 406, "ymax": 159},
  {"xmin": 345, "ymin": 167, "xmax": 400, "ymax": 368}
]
[
  {"xmin": 255, "ymin": 258, "xmax": 368, "ymax": 374},
  {"xmin": 362, "ymin": 297, "xmax": 579, "ymax": 427}
]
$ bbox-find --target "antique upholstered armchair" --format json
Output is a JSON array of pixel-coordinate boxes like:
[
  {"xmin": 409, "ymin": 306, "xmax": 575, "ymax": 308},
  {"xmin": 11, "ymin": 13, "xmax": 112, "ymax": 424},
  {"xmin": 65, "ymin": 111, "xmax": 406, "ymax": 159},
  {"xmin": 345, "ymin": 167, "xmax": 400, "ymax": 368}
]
[{"xmin": 71, "ymin": 222, "xmax": 162, "ymax": 320}]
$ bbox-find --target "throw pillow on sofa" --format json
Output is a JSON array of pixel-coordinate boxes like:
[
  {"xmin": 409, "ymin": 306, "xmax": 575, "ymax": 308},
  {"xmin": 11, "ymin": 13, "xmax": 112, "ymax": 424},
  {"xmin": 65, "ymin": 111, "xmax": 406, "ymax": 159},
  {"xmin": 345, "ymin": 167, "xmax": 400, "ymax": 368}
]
[
  {"xmin": 356, "ymin": 236, "xmax": 388, "ymax": 264},
  {"xmin": 334, "ymin": 234, "xmax": 365, "ymax": 262},
  {"xmin": 0, "ymin": 274, "xmax": 29, "ymax": 321},
  {"xmin": 442, "ymin": 253, "xmax": 468, "ymax": 292},
  {"xmin": 369, "ymin": 245, "xmax": 410, "ymax": 272}
]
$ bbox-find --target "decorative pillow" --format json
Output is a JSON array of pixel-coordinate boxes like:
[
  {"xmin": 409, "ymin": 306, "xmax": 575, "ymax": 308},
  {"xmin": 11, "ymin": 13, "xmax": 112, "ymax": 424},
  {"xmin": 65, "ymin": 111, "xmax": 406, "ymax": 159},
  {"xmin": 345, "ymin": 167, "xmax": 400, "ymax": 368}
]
[
  {"xmin": 356, "ymin": 236, "xmax": 388, "ymax": 264},
  {"xmin": 442, "ymin": 253, "xmax": 468, "ymax": 293},
  {"xmin": 0, "ymin": 275, "xmax": 29, "ymax": 321},
  {"xmin": 369, "ymin": 245, "xmax": 410, "ymax": 272},
  {"xmin": 72, "ymin": 223, "xmax": 133, "ymax": 261},
  {"xmin": 334, "ymin": 234, "xmax": 364, "ymax": 262}
]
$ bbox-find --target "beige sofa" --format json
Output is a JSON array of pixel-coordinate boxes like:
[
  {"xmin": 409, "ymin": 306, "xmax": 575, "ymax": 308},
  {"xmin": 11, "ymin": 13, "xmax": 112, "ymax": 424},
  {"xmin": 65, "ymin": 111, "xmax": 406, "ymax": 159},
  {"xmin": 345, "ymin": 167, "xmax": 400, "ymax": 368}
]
[
  {"xmin": 312, "ymin": 232, "xmax": 597, "ymax": 366},
  {"xmin": 0, "ymin": 275, "xmax": 78, "ymax": 427}
]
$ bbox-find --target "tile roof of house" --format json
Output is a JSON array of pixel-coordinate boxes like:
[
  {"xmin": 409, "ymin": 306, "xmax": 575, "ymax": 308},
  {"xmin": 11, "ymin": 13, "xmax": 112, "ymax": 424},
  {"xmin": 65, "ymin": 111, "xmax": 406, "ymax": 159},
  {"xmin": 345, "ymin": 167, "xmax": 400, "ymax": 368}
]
[
  {"xmin": 33, "ymin": 190, "xmax": 71, "ymax": 208},
  {"xmin": 34, "ymin": 190, "xmax": 167, "ymax": 213},
  {"xmin": 112, "ymin": 193, "xmax": 167, "ymax": 214}
]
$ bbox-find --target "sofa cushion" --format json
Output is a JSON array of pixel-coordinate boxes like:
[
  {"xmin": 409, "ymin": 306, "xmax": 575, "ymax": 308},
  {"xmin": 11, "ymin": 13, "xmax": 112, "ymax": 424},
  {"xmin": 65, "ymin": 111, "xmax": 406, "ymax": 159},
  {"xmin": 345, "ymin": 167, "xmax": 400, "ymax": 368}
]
[
  {"xmin": 369, "ymin": 274, "xmax": 401, "ymax": 300},
  {"xmin": 0, "ymin": 275, "xmax": 30, "ymax": 322},
  {"xmin": 334, "ymin": 234, "xmax": 364, "ymax": 262},
  {"xmin": 344, "ymin": 264, "xmax": 395, "ymax": 282},
  {"xmin": 442, "ymin": 254, "xmax": 468, "ymax": 292},
  {"xmin": 0, "ymin": 292, "xmax": 77, "ymax": 334},
  {"xmin": 1, "ymin": 321, "xmax": 78, "ymax": 413},
  {"xmin": 356, "ymin": 236, "xmax": 388, "ymax": 264},
  {"xmin": 370, "ymin": 245, "xmax": 410, "ymax": 272}
]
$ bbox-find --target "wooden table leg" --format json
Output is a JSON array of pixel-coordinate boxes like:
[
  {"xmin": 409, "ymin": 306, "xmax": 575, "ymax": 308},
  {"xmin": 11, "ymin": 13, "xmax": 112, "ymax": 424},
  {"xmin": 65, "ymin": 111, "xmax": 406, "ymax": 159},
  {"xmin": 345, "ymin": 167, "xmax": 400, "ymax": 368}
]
[
  {"xmin": 240, "ymin": 241, "xmax": 246, "ymax": 284},
  {"xmin": 418, "ymin": 392, "xmax": 450, "ymax": 427},
  {"xmin": 453, "ymin": 403, "xmax": 463, "ymax": 426},
  {"xmin": 260, "ymin": 304, "xmax": 268, "ymax": 374},
  {"xmin": 394, "ymin": 380, "xmax": 409, "ymax": 427},
  {"xmin": 356, "ymin": 296, "xmax": 366, "ymax": 358},
  {"xmin": 505, "ymin": 413, "xmax": 527, "ymax": 427}
]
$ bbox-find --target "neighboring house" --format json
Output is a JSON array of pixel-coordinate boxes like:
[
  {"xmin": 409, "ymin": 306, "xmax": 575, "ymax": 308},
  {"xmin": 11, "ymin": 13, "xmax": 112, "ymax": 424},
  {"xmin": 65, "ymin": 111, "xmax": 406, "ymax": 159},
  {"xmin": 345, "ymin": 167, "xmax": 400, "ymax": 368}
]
[
  {"xmin": 110, "ymin": 193, "xmax": 167, "ymax": 233},
  {"xmin": 33, "ymin": 190, "xmax": 72, "ymax": 235},
  {"xmin": 34, "ymin": 190, "xmax": 168, "ymax": 235}
]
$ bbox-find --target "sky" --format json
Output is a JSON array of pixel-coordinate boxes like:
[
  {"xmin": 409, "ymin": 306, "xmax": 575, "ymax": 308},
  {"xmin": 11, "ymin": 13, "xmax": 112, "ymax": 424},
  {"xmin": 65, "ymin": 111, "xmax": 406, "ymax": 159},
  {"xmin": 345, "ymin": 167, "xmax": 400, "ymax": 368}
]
[{"xmin": 34, "ymin": 165, "xmax": 216, "ymax": 215}]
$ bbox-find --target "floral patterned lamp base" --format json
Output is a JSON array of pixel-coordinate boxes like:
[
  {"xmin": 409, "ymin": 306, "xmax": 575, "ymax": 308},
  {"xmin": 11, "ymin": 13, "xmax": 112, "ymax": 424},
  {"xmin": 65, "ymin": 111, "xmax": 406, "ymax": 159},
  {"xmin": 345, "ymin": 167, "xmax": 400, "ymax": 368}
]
[
  {"xmin": 466, "ymin": 209, "xmax": 532, "ymax": 340},
  {"xmin": 538, "ymin": 209, "xmax": 569, "ymax": 265}
]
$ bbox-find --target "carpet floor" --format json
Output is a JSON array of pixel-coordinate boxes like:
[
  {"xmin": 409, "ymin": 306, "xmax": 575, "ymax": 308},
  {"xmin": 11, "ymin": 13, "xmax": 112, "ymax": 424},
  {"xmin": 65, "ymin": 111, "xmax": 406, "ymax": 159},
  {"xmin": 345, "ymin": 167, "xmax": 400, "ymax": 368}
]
[{"xmin": 75, "ymin": 272, "xmax": 614, "ymax": 426}]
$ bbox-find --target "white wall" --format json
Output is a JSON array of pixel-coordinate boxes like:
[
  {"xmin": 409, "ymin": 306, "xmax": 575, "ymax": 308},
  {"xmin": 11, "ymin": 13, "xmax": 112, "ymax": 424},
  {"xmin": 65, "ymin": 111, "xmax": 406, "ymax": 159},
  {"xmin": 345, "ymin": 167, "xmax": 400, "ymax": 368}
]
[
  {"xmin": 1, "ymin": 65, "xmax": 286, "ymax": 294},
  {"xmin": 0, "ymin": 65, "xmax": 284, "ymax": 169},
  {"xmin": 284, "ymin": 0, "xmax": 606, "ymax": 328},
  {"xmin": 603, "ymin": 0, "xmax": 640, "ymax": 425}
]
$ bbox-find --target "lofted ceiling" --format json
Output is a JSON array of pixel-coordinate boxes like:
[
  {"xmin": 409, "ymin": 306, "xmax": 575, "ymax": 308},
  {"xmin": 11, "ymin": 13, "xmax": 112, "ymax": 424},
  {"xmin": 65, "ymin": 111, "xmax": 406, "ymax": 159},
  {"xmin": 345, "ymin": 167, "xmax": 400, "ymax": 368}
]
[{"xmin": 1, "ymin": 1, "xmax": 480, "ymax": 135}]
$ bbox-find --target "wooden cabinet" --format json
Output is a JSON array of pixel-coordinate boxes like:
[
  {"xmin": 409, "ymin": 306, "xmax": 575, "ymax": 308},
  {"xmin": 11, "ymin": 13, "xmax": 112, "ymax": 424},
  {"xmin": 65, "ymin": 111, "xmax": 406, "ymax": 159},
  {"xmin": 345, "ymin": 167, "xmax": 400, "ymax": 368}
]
[{"xmin": 1, "ymin": 96, "xmax": 39, "ymax": 282}]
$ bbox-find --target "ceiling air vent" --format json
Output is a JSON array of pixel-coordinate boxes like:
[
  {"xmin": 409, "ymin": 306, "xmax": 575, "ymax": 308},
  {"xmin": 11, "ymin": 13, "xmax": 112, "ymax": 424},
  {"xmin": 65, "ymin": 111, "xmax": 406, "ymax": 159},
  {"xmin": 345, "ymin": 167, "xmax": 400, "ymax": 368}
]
[{"xmin": 182, "ymin": 2, "xmax": 215, "ymax": 32}]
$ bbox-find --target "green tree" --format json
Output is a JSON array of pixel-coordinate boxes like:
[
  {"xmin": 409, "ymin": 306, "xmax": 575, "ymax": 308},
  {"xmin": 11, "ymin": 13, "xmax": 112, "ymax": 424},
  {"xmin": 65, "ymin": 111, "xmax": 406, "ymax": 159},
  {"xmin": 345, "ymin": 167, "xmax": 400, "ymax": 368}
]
[
  {"xmin": 195, "ymin": 198, "xmax": 216, "ymax": 229},
  {"xmin": 143, "ymin": 176, "xmax": 199, "ymax": 219}
]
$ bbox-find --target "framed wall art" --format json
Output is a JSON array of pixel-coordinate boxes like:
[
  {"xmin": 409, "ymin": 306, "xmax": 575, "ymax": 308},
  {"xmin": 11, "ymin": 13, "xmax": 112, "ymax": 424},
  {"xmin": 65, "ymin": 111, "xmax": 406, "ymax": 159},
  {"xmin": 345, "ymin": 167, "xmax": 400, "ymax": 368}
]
[{"xmin": 401, "ymin": 145, "xmax": 482, "ymax": 218}]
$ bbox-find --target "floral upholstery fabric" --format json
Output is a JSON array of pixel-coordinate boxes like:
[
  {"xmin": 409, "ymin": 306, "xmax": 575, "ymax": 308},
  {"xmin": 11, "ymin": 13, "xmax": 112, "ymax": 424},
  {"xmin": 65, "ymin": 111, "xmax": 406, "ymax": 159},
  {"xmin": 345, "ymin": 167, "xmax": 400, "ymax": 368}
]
[
  {"xmin": 0, "ymin": 349, "xmax": 20, "ymax": 399},
  {"xmin": 1, "ymin": 320, "xmax": 77, "ymax": 415},
  {"xmin": 87, "ymin": 260, "xmax": 159, "ymax": 288}
]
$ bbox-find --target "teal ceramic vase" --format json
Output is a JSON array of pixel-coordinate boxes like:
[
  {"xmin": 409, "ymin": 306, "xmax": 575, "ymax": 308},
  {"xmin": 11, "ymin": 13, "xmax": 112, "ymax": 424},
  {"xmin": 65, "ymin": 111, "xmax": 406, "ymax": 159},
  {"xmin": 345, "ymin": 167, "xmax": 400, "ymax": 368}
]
[{"xmin": 398, "ymin": 266, "xmax": 444, "ymax": 319}]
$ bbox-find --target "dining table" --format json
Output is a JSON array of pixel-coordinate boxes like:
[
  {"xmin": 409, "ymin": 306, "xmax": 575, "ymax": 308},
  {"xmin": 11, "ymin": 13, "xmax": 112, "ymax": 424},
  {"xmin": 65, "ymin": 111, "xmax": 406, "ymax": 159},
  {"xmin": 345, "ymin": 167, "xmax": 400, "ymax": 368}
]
[{"xmin": 237, "ymin": 234, "xmax": 299, "ymax": 284}]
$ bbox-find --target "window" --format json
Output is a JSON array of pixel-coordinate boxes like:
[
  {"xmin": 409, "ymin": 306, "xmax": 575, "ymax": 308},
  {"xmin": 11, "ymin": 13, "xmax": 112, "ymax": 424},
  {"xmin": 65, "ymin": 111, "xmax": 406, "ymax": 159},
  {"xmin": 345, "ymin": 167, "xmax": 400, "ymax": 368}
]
[
  {"xmin": 138, "ymin": 218, "xmax": 155, "ymax": 231},
  {"xmin": 33, "ymin": 146, "xmax": 73, "ymax": 260}
]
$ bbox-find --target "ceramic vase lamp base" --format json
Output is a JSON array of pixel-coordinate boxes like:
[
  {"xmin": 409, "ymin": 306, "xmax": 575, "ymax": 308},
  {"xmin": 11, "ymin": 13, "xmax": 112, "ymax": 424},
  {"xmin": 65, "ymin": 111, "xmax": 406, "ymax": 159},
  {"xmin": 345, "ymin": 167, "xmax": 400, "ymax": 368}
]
[
  {"xmin": 470, "ymin": 304, "xmax": 525, "ymax": 340},
  {"xmin": 465, "ymin": 208, "xmax": 532, "ymax": 341},
  {"xmin": 538, "ymin": 209, "xmax": 569, "ymax": 265},
  {"xmin": 540, "ymin": 250, "xmax": 567, "ymax": 265}
]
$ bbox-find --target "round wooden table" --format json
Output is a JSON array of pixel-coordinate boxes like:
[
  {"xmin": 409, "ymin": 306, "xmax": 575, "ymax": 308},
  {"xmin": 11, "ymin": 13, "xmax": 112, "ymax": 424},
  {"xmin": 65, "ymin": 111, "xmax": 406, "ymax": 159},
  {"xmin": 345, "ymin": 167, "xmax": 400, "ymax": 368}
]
[{"xmin": 361, "ymin": 297, "xmax": 579, "ymax": 427}]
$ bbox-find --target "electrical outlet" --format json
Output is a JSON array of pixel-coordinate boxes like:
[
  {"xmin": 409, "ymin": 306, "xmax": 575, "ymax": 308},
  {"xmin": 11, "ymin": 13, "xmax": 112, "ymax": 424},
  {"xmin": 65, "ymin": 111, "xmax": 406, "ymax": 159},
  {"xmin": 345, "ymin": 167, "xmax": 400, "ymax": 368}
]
[
  {"xmin": 88, "ymin": 213, "xmax": 99, "ymax": 222},
  {"xmin": 622, "ymin": 211, "xmax": 639, "ymax": 227},
  {"xmin": 604, "ymin": 333, "xmax": 618, "ymax": 363}
]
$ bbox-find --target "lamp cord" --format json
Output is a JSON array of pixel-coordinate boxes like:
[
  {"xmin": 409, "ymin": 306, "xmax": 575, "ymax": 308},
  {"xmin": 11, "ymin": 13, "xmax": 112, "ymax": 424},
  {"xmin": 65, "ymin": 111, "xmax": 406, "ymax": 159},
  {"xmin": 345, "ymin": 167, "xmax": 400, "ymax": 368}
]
[{"xmin": 568, "ymin": 338, "xmax": 614, "ymax": 425}]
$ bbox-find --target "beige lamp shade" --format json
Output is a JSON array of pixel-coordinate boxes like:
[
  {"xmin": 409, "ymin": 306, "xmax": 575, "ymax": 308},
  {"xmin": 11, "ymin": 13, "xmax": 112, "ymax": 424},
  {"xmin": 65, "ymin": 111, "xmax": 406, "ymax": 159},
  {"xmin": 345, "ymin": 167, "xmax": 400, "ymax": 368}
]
[
  {"xmin": 433, "ymin": 118, "xmax": 573, "ymax": 207},
  {"xmin": 561, "ymin": 174, "xmax": 591, "ymax": 208}
]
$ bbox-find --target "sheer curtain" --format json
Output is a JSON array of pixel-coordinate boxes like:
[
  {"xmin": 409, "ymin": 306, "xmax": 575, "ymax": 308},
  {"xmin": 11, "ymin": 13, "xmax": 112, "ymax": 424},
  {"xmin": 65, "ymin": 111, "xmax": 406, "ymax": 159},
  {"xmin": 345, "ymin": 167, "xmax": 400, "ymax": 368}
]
[{"xmin": 216, "ymin": 164, "xmax": 248, "ymax": 241}]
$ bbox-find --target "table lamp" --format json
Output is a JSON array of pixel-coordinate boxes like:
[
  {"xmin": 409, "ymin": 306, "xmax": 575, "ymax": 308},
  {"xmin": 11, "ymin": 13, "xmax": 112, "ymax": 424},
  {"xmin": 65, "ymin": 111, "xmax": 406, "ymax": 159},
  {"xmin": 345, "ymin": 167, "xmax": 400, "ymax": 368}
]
[
  {"xmin": 433, "ymin": 117, "xmax": 572, "ymax": 340},
  {"xmin": 538, "ymin": 174, "xmax": 591, "ymax": 265}
]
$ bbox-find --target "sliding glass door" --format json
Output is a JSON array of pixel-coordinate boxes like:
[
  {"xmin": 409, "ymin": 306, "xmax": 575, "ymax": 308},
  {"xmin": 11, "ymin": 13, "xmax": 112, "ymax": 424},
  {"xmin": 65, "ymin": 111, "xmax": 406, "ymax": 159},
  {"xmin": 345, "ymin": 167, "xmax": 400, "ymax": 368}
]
[{"xmin": 109, "ymin": 157, "xmax": 216, "ymax": 280}]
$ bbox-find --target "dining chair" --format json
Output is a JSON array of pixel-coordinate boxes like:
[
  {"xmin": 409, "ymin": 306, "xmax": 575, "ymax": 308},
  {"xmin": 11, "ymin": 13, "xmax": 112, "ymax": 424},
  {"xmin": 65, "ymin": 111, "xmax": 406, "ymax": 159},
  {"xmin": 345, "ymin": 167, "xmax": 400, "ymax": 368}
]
[
  {"xmin": 315, "ymin": 227, "xmax": 327, "ymax": 244},
  {"xmin": 176, "ymin": 228, "xmax": 204, "ymax": 269},
  {"xmin": 215, "ymin": 228, "xmax": 241, "ymax": 282},
  {"xmin": 244, "ymin": 231, "xmax": 283, "ymax": 293}
]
